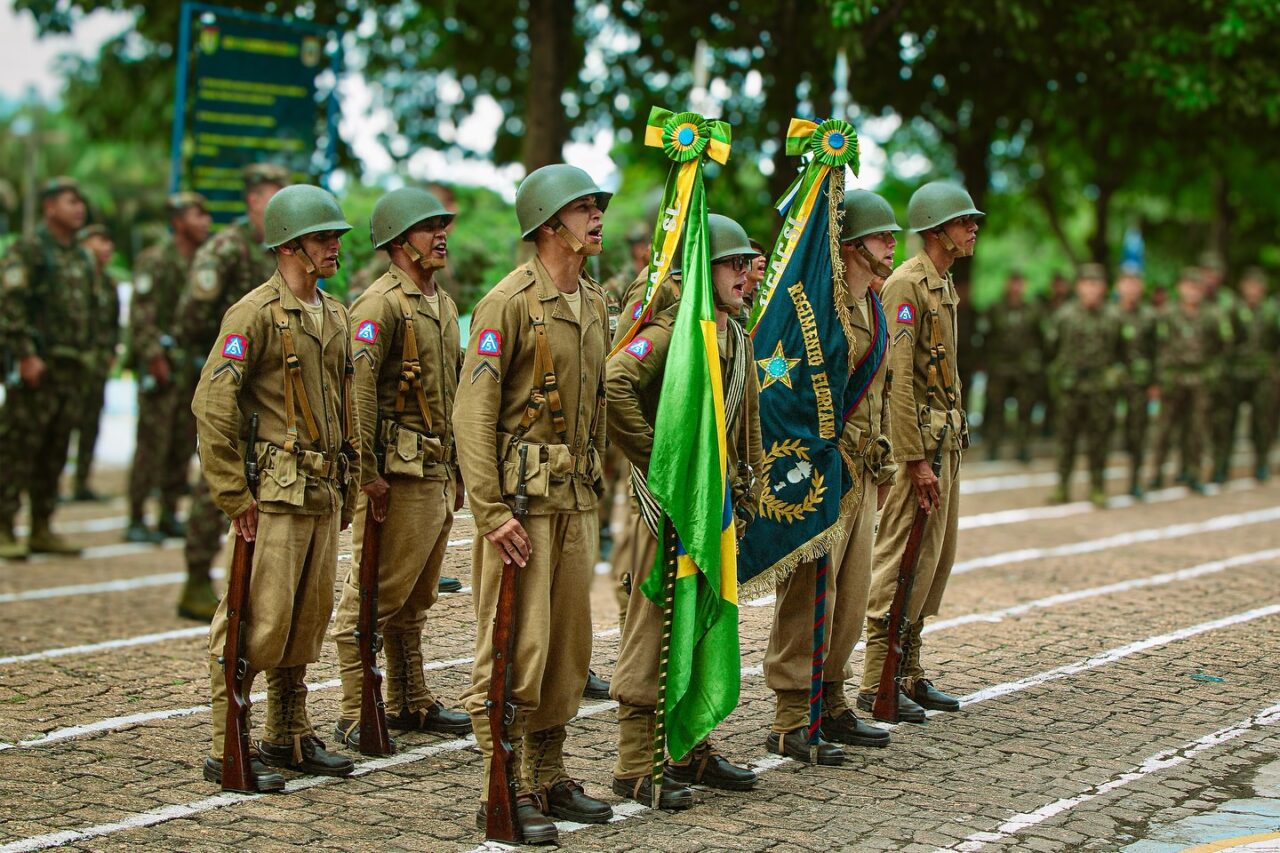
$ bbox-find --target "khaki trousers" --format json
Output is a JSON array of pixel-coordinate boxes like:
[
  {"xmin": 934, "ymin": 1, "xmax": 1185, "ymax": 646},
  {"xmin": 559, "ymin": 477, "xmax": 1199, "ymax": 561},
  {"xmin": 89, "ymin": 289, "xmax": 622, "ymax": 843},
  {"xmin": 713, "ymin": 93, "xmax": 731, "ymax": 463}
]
[
  {"xmin": 332, "ymin": 476, "xmax": 455, "ymax": 719},
  {"xmin": 207, "ymin": 508, "xmax": 339, "ymax": 757},
  {"xmin": 765, "ymin": 469, "xmax": 875, "ymax": 731},
  {"xmin": 463, "ymin": 511, "xmax": 594, "ymax": 796},
  {"xmin": 609, "ymin": 492, "xmax": 646, "ymax": 631},
  {"xmin": 859, "ymin": 450, "xmax": 961, "ymax": 695}
]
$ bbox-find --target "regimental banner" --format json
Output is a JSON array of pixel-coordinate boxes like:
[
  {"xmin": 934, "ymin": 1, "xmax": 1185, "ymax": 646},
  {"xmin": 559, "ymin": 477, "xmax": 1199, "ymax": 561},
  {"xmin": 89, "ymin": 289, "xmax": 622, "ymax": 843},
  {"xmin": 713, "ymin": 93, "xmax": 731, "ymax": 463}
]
[
  {"xmin": 738, "ymin": 118, "xmax": 863, "ymax": 597},
  {"xmin": 171, "ymin": 3, "xmax": 340, "ymax": 227}
]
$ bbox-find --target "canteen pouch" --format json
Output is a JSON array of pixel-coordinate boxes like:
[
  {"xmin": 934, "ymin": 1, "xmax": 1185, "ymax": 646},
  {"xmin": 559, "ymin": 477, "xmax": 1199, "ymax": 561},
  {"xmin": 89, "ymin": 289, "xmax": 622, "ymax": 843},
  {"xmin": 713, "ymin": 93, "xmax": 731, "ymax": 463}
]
[
  {"xmin": 256, "ymin": 442, "xmax": 306, "ymax": 508},
  {"xmin": 501, "ymin": 436, "xmax": 551, "ymax": 498},
  {"xmin": 586, "ymin": 445, "xmax": 606, "ymax": 498}
]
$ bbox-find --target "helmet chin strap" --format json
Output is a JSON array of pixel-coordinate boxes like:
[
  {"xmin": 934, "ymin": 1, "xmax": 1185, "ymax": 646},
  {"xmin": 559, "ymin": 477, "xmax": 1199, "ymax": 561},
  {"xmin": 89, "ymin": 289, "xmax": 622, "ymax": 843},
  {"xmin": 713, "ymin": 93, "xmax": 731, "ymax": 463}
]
[
  {"xmin": 289, "ymin": 239, "xmax": 319, "ymax": 275},
  {"xmin": 402, "ymin": 240, "xmax": 445, "ymax": 271},
  {"xmin": 856, "ymin": 240, "xmax": 894, "ymax": 278},
  {"xmin": 934, "ymin": 228, "xmax": 965, "ymax": 257},
  {"xmin": 551, "ymin": 218, "xmax": 601, "ymax": 257}
]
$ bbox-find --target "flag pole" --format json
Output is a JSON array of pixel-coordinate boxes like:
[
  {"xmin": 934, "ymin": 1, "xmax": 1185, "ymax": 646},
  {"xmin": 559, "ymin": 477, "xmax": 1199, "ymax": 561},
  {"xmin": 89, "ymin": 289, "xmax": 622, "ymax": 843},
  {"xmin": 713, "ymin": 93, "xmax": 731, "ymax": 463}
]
[
  {"xmin": 808, "ymin": 554, "xmax": 830, "ymax": 764},
  {"xmin": 652, "ymin": 515, "xmax": 678, "ymax": 808}
]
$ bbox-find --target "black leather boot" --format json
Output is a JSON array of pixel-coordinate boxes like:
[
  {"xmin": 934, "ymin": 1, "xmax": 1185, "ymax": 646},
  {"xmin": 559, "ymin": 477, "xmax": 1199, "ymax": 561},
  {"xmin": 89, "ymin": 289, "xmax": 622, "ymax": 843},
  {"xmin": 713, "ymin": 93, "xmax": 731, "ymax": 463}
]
[
  {"xmin": 611, "ymin": 774, "xmax": 695, "ymax": 810},
  {"xmin": 765, "ymin": 728, "xmax": 843, "ymax": 766},
  {"xmin": 821, "ymin": 709, "xmax": 891, "ymax": 747},
  {"xmin": 258, "ymin": 735, "xmax": 355, "ymax": 777},
  {"xmin": 545, "ymin": 779, "xmax": 613, "ymax": 824}
]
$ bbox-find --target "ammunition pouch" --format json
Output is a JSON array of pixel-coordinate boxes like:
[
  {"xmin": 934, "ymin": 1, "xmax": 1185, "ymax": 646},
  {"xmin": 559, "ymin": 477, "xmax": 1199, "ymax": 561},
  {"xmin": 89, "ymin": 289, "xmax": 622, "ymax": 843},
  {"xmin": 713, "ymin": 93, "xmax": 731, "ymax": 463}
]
[
  {"xmin": 254, "ymin": 441, "xmax": 339, "ymax": 509},
  {"xmin": 380, "ymin": 420, "xmax": 448, "ymax": 480},
  {"xmin": 919, "ymin": 406, "xmax": 963, "ymax": 453},
  {"xmin": 499, "ymin": 435, "xmax": 602, "ymax": 504}
]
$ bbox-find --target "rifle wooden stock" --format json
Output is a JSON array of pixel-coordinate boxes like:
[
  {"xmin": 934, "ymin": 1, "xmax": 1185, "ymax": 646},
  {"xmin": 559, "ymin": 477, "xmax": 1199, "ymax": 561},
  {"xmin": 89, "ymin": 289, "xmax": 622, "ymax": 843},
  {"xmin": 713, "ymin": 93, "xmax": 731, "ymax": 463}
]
[
  {"xmin": 873, "ymin": 425, "xmax": 949, "ymax": 722},
  {"xmin": 356, "ymin": 505, "xmax": 393, "ymax": 756},
  {"xmin": 220, "ymin": 413, "xmax": 258, "ymax": 793},
  {"xmin": 484, "ymin": 444, "xmax": 529, "ymax": 843}
]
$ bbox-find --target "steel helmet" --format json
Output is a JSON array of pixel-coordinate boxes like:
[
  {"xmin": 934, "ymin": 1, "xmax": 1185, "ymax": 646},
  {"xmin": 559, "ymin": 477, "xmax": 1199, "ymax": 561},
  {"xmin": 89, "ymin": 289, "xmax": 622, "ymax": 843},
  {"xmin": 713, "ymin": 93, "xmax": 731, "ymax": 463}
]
[
  {"xmin": 708, "ymin": 214, "xmax": 759, "ymax": 263},
  {"xmin": 841, "ymin": 190, "xmax": 901, "ymax": 241},
  {"xmin": 907, "ymin": 182, "xmax": 983, "ymax": 233},
  {"xmin": 262, "ymin": 185, "xmax": 351, "ymax": 249},
  {"xmin": 515, "ymin": 164, "xmax": 612, "ymax": 241},
  {"xmin": 369, "ymin": 187, "xmax": 453, "ymax": 249}
]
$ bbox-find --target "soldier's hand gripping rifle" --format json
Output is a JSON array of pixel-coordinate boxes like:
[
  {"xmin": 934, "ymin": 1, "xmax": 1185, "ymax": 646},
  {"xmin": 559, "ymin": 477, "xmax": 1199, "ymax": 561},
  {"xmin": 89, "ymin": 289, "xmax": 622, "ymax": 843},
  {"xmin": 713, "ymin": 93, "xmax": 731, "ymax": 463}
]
[
  {"xmin": 220, "ymin": 412, "xmax": 259, "ymax": 792},
  {"xmin": 355, "ymin": 415, "xmax": 393, "ymax": 756},
  {"xmin": 873, "ymin": 424, "xmax": 949, "ymax": 723},
  {"xmin": 484, "ymin": 444, "xmax": 529, "ymax": 842}
]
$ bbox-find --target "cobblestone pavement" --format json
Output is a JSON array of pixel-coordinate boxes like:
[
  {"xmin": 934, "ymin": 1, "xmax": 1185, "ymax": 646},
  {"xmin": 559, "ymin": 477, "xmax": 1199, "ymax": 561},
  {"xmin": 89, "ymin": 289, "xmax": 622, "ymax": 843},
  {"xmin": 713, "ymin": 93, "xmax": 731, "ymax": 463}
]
[{"xmin": 1, "ymin": 454, "xmax": 1278, "ymax": 853}]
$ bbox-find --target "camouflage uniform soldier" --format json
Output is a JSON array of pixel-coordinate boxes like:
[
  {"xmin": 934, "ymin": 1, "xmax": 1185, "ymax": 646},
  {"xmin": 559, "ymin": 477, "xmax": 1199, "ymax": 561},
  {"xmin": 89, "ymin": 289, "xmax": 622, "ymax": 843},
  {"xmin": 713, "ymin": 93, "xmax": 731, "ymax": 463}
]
[
  {"xmin": 1200, "ymin": 252, "xmax": 1243, "ymax": 483},
  {"xmin": 71, "ymin": 224, "xmax": 122, "ymax": 501},
  {"xmin": 1150, "ymin": 269, "xmax": 1218, "ymax": 492},
  {"xmin": 197, "ymin": 185, "xmax": 358, "ymax": 790},
  {"xmin": 454, "ymin": 164, "xmax": 614, "ymax": 842},
  {"xmin": 982, "ymin": 271, "xmax": 1044, "ymax": 462},
  {"xmin": 1227, "ymin": 268, "xmax": 1280, "ymax": 481},
  {"xmin": 858, "ymin": 182, "xmax": 981, "ymax": 722},
  {"xmin": 765, "ymin": 192, "xmax": 898, "ymax": 762},
  {"xmin": 1047, "ymin": 264, "xmax": 1125, "ymax": 508},
  {"xmin": 125, "ymin": 193, "xmax": 212, "ymax": 547},
  {"xmin": 0, "ymin": 177, "xmax": 95, "ymax": 559},
  {"xmin": 1115, "ymin": 268, "xmax": 1159, "ymax": 497},
  {"xmin": 330, "ymin": 188, "xmax": 471, "ymax": 750},
  {"xmin": 608, "ymin": 215, "xmax": 763, "ymax": 807},
  {"xmin": 177, "ymin": 164, "xmax": 288, "ymax": 619}
]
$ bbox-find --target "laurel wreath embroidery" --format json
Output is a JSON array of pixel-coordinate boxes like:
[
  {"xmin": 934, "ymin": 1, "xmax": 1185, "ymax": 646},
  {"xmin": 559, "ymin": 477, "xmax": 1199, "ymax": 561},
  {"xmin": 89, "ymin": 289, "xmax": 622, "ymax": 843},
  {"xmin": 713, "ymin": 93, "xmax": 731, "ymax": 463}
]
[{"xmin": 759, "ymin": 439, "xmax": 827, "ymax": 523}]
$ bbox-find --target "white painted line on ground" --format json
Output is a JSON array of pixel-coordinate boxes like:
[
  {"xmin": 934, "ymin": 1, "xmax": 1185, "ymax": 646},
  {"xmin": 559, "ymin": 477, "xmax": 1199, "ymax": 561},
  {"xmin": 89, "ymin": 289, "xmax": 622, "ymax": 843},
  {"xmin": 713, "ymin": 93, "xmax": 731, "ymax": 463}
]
[
  {"xmin": 952, "ymin": 505, "xmax": 1280, "ymax": 575},
  {"xmin": 0, "ymin": 627, "xmax": 209, "ymax": 666},
  {"xmin": 745, "ymin": 506, "xmax": 1280, "ymax": 608},
  {"xmin": 0, "ymin": 572, "xmax": 188, "ymax": 603},
  {"xmin": 3, "ymin": 598, "xmax": 1275, "ymax": 850},
  {"xmin": 943, "ymin": 701, "xmax": 1280, "ymax": 852},
  {"xmin": 958, "ymin": 603, "xmax": 1280, "ymax": 706}
]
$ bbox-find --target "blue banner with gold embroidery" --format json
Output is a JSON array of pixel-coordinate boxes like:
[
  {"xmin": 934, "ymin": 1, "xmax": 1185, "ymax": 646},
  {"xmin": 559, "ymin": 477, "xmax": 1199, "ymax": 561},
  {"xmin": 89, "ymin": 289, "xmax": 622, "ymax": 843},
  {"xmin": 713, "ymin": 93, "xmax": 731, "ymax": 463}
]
[{"xmin": 738, "ymin": 118, "xmax": 861, "ymax": 596}]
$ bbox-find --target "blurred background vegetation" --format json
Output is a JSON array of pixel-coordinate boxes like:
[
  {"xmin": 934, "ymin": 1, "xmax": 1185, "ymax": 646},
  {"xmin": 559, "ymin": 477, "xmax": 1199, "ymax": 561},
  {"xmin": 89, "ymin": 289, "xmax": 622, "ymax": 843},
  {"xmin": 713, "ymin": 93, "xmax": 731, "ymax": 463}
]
[{"xmin": 3, "ymin": 0, "xmax": 1278, "ymax": 309}]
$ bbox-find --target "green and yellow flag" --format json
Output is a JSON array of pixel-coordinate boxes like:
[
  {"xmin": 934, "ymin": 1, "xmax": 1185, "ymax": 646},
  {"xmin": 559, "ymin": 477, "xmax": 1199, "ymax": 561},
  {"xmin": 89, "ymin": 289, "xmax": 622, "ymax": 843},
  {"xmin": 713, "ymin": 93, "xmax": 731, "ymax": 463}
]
[{"xmin": 633, "ymin": 107, "xmax": 739, "ymax": 761}]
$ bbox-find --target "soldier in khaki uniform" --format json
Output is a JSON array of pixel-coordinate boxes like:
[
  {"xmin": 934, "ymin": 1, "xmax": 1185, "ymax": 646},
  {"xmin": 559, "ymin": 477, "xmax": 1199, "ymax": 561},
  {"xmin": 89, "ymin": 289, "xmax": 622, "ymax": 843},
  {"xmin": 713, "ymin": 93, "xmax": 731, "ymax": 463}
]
[
  {"xmin": 605, "ymin": 267, "xmax": 682, "ymax": 641},
  {"xmin": 72, "ymin": 224, "xmax": 121, "ymax": 502},
  {"xmin": 765, "ymin": 191, "xmax": 899, "ymax": 762},
  {"xmin": 0, "ymin": 177, "xmax": 95, "ymax": 559},
  {"xmin": 178, "ymin": 164, "xmax": 288, "ymax": 620},
  {"xmin": 607, "ymin": 214, "xmax": 763, "ymax": 808},
  {"xmin": 126, "ymin": 193, "xmax": 212, "ymax": 546},
  {"xmin": 330, "ymin": 188, "xmax": 471, "ymax": 750},
  {"xmin": 859, "ymin": 182, "xmax": 981, "ymax": 722},
  {"xmin": 454, "ymin": 164, "xmax": 613, "ymax": 843},
  {"xmin": 196, "ymin": 186, "xmax": 358, "ymax": 790}
]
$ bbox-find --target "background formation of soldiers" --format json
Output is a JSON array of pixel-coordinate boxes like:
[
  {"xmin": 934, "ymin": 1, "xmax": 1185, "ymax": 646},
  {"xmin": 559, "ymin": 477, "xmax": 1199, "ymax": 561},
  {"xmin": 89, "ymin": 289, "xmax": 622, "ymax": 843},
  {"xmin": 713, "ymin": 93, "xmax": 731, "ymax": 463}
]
[{"xmin": 1, "ymin": 160, "xmax": 1278, "ymax": 843}]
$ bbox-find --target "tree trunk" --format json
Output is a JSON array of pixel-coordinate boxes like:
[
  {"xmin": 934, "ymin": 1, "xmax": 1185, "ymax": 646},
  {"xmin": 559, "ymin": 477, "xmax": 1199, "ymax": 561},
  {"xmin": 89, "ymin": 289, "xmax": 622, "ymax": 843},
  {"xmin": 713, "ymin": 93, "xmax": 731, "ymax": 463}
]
[
  {"xmin": 1209, "ymin": 171, "xmax": 1232, "ymax": 274},
  {"xmin": 1087, "ymin": 181, "xmax": 1116, "ymax": 266},
  {"xmin": 951, "ymin": 130, "xmax": 991, "ymax": 288},
  {"xmin": 762, "ymin": 0, "xmax": 808, "ymax": 204},
  {"xmin": 523, "ymin": 0, "xmax": 573, "ymax": 173}
]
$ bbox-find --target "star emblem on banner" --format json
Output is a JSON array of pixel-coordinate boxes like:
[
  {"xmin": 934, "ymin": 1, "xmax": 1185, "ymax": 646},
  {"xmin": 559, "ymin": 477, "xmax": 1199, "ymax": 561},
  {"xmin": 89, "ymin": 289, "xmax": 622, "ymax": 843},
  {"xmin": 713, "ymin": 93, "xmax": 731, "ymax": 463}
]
[{"xmin": 757, "ymin": 341, "xmax": 801, "ymax": 391}]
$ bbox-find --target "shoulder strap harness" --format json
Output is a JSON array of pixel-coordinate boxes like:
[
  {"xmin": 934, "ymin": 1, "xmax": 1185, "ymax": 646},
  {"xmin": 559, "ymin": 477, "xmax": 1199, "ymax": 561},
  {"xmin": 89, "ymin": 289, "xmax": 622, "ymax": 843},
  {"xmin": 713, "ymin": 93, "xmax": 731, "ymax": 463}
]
[{"xmin": 391, "ymin": 288, "xmax": 435, "ymax": 435}]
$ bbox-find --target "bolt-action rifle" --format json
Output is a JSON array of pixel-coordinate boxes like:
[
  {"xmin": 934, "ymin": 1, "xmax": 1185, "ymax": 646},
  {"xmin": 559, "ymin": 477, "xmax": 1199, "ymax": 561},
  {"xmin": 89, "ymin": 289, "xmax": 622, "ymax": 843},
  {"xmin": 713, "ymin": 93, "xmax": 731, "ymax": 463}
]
[
  {"xmin": 220, "ymin": 412, "xmax": 259, "ymax": 792},
  {"xmin": 484, "ymin": 443, "xmax": 530, "ymax": 842},
  {"xmin": 873, "ymin": 424, "xmax": 949, "ymax": 722},
  {"xmin": 356, "ymin": 415, "xmax": 392, "ymax": 756}
]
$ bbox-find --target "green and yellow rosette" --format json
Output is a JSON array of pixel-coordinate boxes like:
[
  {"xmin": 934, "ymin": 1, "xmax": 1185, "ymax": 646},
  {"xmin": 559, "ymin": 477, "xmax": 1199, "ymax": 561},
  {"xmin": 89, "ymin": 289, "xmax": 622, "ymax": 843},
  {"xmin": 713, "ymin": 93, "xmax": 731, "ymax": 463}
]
[{"xmin": 613, "ymin": 107, "xmax": 733, "ymax": 355}]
